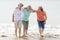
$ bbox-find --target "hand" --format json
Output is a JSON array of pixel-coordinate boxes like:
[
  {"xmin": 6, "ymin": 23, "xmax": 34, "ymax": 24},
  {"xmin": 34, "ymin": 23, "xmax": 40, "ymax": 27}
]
[{"xmin": 44, "ymin": 21, "xmax": 46, "ymax": 24}]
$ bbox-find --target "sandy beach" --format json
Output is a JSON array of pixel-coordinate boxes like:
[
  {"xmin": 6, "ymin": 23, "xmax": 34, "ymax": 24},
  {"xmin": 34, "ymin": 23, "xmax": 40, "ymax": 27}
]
[
  {"xmin": 0, "ymin": 0, "xmax": 60, "ymax": 40},
  {"xmin": 0, "ymin": 23, "xmax": 60, "ymax": 40},
  {"xmin": 0, "ymin": 34, "xmax": 60, "ymax": 40}
]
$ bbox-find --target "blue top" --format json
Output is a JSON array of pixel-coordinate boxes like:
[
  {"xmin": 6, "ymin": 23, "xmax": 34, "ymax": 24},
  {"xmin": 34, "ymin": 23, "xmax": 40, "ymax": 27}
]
[{"xmin": 21, "ymin": 8, "xmax": 33, "ymax": 21}]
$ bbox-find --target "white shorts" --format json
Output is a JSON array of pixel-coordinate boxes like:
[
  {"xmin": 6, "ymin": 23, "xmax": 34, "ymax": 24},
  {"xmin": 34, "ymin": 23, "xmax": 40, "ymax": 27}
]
[{"xmin": 14, "ymin": 20, "xmax": 22, "ymax": 28}]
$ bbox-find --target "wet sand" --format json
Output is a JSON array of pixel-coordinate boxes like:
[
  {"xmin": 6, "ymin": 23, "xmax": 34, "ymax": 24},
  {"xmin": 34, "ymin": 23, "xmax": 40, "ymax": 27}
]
[
  {"xmin": 0, "ymin": 34, "xmax": 60, "ymax": 40},
  {"xmin": 0, "ymin": 24, "xmax": 60, "ymax": 40}
]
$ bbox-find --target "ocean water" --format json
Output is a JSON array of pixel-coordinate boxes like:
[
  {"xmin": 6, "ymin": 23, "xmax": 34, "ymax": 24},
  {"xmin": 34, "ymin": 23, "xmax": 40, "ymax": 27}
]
[
  {"xmin": 0, "ymin": 0, "xmax": 60, "ymax": 25},
  {"xmin": 0, "ymin": 23, "xmax": 60, "ymax": 36}
]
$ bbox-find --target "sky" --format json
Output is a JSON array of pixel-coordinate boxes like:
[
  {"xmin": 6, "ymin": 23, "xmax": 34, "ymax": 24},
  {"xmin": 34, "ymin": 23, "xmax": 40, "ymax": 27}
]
[{"xmin": 0, "ymin": 0, "xmax": 60, "ymax": 26}]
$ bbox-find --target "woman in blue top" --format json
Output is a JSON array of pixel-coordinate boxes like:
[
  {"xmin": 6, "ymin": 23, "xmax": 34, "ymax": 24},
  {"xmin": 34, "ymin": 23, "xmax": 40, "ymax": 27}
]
[{"xmin": 22, "ymin": 5, "xmax": 33, "ymax": 37}]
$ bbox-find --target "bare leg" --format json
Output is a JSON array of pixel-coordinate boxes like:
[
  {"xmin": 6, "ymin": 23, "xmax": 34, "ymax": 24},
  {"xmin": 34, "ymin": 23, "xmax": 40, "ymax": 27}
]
[
  {"xmin": 39, "ymin": 28, "xmax": 44, "ymax": 37},
  {"xmin": 19, "ymin": 21, "xmax": 22, "ymax": 37},
  {"xmin": 25, "ymin": 21, "xmax": 28, "ymax": 36},
  {"xmin": 41, "ymin": 28, "xmax": 44, "ymax": 35},
  {"xmin": 25, "ymin": 29, "xmax": 28, "ymax": 35},
  {"xmin": 15, "ymin": 28, "xmax": 17, "ymax": 37},
  {"xmin": 23, "ymin": 29, "xmax": 28, "ymax": 37},
  {"xmin": 41, "ymin": 28, "xmax": 44, "ymax": 37},
  {"xmin": 39, "ymin": 28, "xmax": 41, "ymax": 36},
  {"xmin": 23, "ymin": 28, "xmax": 26, "ymax": 36},
  {"xmin": 22, "ymin": 21, "xmax": 28, "ymax": 37},
  {"xmin": 19, "ymin": 28, "xmax": 21, "ymax": 37}
]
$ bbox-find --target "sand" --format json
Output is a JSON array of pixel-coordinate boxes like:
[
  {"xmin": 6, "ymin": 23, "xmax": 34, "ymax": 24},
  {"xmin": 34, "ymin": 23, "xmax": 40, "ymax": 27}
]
[
  {"xmin": 0, "ymin": 34, "xmax": 60, "ymax": 40},
  {"xmin": 0, "ymin": 24, "xmax": 60, "ymax": 40}
]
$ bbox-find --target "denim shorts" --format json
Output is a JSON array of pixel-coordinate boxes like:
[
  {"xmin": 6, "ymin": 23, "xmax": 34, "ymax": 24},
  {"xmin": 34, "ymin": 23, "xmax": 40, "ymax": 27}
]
[{"xmin": 37, "ymin": 20, "xmax": 45, "ymax": 29}]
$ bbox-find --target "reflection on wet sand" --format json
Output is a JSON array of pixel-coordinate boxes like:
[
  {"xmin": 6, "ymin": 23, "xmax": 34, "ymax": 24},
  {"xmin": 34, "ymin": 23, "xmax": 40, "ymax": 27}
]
[
  {"xmin": 13, "ymin": 37, "xmax": 28, "ymax": 40},
  {"xmin": 0, "ymin": 34, "xmax": 60, "ymax": 40},
  {"xmin": 23, "ymin": 38, "xmax": 28, "ymax": 40},
  {"xmin": 39, "ymin": 37, "xmax": 43, "ymax": 40}
]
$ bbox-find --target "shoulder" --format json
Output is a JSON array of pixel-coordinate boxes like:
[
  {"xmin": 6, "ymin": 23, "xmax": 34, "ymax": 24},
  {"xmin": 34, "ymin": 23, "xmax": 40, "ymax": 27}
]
[
  {"xmin": 43, "ymin": 11, "xmax": 46, "ymax": 15},
  {"xmin": 13, "ymin": 7, "xmax": 18, "ymax": 13},
  {"xmin": 14, "ymin": 7, "xmax": 18, "ymax": 11}
]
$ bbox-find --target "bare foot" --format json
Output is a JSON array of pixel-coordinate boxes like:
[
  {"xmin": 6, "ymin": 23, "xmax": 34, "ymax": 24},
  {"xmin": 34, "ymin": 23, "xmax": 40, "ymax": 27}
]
[
  {"xmin": 22, "ymin": 35, "xmax": 28, "ymax": 38},
  {"xmin": 19, "ymin": 36, "xmax": 22, "ymax": 38},
  {"xmin": 41, "ymin": 34, "xmax": 44, "ymax": 37}
]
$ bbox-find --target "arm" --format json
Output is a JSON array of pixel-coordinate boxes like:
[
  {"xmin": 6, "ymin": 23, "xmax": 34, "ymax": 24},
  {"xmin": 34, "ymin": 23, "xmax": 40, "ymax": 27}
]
[
  {"xmin": 31, "ymin": 9, "xmax": 37, "ymax": 12},
  {"xmin": 44, "ymin": 13, "xmax": 47, "ymax": 24},
  {"xmin": 45, "ymin": 15, "xmax": 47, "ymax": 21},
  {"xmin": 44, "ymin": 11, "xmax": 47, "ymax": 21},
  {"xmin": 12, "ymin": 14, "xmax": 14, "ymax": 22},
  {"xmin": 44, "ymin": 15, "xmax": 47, "ymax": 24}
]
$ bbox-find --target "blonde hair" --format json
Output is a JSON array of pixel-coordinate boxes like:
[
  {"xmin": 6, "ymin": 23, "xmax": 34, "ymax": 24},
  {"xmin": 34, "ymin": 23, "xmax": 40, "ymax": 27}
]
[{"xmin": 18, "ymin": 3, "xmax": 23, "ymax": 7}]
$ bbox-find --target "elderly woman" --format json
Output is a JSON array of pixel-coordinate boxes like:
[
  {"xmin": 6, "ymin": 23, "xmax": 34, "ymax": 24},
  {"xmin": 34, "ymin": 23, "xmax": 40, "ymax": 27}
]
[{"xmin": 34, "ymin": 6, "xmax": 47, "ymax": 37}]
